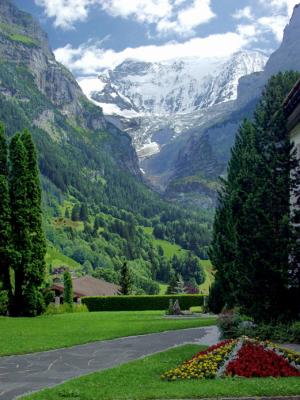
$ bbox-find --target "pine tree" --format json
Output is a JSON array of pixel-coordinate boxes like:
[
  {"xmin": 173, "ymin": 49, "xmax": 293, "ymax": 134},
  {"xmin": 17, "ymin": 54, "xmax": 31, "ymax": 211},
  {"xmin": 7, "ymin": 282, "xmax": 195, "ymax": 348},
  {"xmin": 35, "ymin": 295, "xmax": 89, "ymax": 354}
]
[
  {"xmin": 166, "ymin": 273, "xmax": 177, "ymax": 294},
  {"xmin": 0, "ymin": 123, "xmax": 11, "ymax": 293},
  {"xmin": 71, "ymin": 204, "xmax": 80, "ymax": 221},
  {"xmin": 120, "ymin": 262, "xmax": 132, "ymax": 295},
  {"xmin": 65, "ymin": 208, "xmax": 70, "ymax": 219},
  {"xmin": 209, "ymin": 120, "xmax": 257, "ymax": 309},
  {"xmin": 63, "ymin": 270, "xmax": 73, "ymax": 306},
  {"xmin": 209, "ymin": 72, "xmax": 300, "ymax": 322},
  {"xmin": 79, "ymin": 203, "xmax": 89, "ymax": 221},
  {"xmin": 174, "ymin": 274, "xmax": 186, "ymax": 294}
]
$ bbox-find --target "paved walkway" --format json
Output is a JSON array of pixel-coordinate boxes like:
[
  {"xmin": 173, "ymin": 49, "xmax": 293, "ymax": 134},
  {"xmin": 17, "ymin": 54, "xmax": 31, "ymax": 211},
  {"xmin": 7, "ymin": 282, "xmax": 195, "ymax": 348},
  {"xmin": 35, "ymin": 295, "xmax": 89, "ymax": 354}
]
[
  {"xmin": 0, "ymin": 326, "xmax": 219, "ymax": 400},
  {"xmin": 281, "ymin": 343, "xmax": 300, "ymax": 353}
]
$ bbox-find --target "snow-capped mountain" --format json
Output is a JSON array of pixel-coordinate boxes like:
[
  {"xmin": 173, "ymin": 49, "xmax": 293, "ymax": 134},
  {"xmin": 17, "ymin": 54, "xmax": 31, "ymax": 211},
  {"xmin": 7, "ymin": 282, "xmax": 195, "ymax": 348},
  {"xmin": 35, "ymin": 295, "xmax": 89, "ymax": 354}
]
[{"xmin": 79, "ymin": 50, "xmax": 267, "ymax": 157}]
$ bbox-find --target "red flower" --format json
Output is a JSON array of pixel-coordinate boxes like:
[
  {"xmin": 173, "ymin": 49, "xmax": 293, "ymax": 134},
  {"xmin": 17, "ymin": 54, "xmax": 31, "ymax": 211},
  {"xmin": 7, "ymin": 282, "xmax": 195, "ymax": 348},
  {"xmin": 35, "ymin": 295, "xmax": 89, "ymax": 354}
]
[{"xmin": 226, "ymin": 342, "xmax": 300, "ymax": 378}]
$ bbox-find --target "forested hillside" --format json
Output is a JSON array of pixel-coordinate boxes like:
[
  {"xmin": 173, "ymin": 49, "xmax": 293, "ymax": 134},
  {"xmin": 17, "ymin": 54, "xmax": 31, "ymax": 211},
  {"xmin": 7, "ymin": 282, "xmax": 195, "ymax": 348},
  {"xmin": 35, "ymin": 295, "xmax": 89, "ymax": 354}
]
[{"xmin": 0, "ymin": 0, "xmax": 213, "ymax": 293}]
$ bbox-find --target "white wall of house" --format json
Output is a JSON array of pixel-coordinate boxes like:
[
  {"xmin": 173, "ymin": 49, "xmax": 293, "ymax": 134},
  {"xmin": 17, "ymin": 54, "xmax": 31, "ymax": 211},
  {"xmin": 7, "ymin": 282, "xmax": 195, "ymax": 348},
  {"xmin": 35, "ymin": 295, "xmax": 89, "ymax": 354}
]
[
  {"xmin": 291, "ymin": 123, "xmax": 300, "ymax": 156},
  {"xmin": 290, "ymin": 123, "xmax": 300, "ymax": 208}
]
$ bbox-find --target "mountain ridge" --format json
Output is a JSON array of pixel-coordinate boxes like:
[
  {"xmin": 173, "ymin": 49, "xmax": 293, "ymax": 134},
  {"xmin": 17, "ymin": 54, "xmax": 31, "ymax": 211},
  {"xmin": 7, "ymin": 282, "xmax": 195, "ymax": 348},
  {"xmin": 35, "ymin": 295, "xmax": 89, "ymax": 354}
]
[{"xmin": 79, "ymin": 50, "xmax": 267, "ymax": 159}]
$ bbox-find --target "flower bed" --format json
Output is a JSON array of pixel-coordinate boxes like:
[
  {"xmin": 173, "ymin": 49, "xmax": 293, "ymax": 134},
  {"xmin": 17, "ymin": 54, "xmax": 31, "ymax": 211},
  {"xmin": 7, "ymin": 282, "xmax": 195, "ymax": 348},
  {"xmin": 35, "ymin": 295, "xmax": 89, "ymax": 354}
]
[
  {"xmin": 161, "ymin": 340, "xmax": 237, "ymax": 380},
  {"xmin": 161, "ymin": 337, "xmax": 300, "ymax": 381},
  {"xmin": 226, "ymin": 343, "xmax": 300, "ymax": 377}
]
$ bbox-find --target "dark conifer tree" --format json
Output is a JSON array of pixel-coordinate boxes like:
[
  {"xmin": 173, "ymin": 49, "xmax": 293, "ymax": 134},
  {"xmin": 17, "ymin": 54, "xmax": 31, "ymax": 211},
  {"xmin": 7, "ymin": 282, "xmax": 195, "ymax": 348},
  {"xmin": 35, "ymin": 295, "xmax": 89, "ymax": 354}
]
[
  {"xmin": 0, "ymin": 123, "xmax": 11, "ymax": 294},
  {"xmin": 209, "ymin": 72, "xmax": 300, "ymax": 322},
  {"xmin": 71, "ymin": 204, "xmax": 80, "ymax": 221},
  {"xmin": 9, "ymin": 133, "xmax": 31, "ymax": 315},
  {"xmin": 120, "ymin": 262, "xmax": 132, "ymax": 295},
  {"xmin": 65, "ymin": 208, "xmax": 70, "ymax": 219},
  {"xmin": 79, "ymin": 203, "xmax": 89, "ymax": 221},
  {"xmin": 21, "ymin": 130, "xmax": 46, "ymax": 291},
  {"xmin": 9, "ymin": 130, "xmax": 46, "ymax": 316},
  {"xmin": 63, "ymin": 270, "xmax": 73, "ymax": 306}
]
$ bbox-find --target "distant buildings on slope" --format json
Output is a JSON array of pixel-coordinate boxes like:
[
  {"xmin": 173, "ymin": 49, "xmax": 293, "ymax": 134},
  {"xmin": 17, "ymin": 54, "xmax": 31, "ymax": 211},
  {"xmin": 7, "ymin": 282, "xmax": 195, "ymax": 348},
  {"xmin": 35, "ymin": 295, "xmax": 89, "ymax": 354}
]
[{"xmin": 52, "ymin": 275, "xmax": 120, "ymax": 303}]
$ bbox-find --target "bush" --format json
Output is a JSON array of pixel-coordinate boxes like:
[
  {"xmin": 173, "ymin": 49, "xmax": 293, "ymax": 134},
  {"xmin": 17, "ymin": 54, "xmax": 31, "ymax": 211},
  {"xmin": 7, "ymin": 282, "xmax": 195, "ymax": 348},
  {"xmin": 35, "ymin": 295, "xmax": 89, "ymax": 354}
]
[
  {"xmin": 291, "ymin": 322, "xmax": 300, "ymax": 343},
  {"xmin": 82, "ymin": 295, "xmax": 205, "ymax": 312},
  {"xmin": 45, "ymin": 303, "xmax": 88, "ymax": 315},
  {"xmin": 229, "ymin": 320, "xmax": 300, "ymax": 343},
  {"xmin": 0, "ymin": 290, "xmax": 9, "ymax": 315},
  {"xmin": 218, "ymin": 310, "xmax": 243, "ymax": 339}
]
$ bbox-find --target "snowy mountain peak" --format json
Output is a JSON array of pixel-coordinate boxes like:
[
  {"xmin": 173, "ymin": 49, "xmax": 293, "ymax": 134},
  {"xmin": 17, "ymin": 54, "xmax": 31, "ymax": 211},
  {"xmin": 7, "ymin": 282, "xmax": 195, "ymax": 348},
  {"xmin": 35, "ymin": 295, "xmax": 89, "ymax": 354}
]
[
  {"xmin": 78, "ymin": 50, "xmax": 267, "ymax": 157},
  {"xmin": 80, "ymin": 50, "xmax": 267, "ymax": 118}
]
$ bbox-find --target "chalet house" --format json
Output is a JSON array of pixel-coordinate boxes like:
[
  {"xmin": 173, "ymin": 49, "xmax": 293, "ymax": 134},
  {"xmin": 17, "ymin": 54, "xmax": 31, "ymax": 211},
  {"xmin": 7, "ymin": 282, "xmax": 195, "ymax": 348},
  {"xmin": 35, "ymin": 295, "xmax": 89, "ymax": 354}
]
[
  {"xmin": 284, "ymin": 77, "xmax": 300, "ymax": 212},
  {"xmin": 284, "ymin": 77, "xmax": 300, "ymax": 155},
  {"xmin": 52, "ymin": 275, "xmax": 120, "ymax": 302}
]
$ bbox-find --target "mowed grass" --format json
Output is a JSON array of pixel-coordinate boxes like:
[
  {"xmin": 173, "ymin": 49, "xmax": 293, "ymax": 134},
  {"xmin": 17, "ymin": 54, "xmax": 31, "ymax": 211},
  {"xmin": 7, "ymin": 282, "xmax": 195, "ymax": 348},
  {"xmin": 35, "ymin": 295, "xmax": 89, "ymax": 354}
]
[
  {"xmin": 23, "ymin": 345, "xmax": 300, "ymax": 400},
  {"xmin": 0, "ymin": 311, "xmax": 216, "ymax": 356}
]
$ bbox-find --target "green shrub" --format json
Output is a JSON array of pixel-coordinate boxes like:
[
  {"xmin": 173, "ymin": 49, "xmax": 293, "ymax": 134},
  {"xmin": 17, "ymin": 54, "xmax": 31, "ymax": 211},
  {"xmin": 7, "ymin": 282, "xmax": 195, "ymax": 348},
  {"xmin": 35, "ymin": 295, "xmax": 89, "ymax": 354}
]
[
  {"xmin": 45, "ymin": 303, "xmax": 88, "ymax": 315},
  {"xmin": 234, "ymin": 321, "xmax": 300, "ymax": 343},
  {"xmin": 218, "ymin": 311, "xmax": 243, "ymax": 339},
  {"xmin": 0, "ymin": 290, "xmax": 9, "ymax": 315},
  {"xmin": 291, "ymin": 322, "xmax": 300, "ymax": 343},
  {"xmin": 82, "ymin": 295, "xmax": 205, "ymax": 312}
]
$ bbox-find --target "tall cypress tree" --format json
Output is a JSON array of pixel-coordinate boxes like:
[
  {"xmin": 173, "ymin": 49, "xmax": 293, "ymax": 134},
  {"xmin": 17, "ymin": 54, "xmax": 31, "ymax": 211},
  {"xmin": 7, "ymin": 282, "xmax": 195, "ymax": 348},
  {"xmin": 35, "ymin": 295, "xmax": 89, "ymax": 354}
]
[
  {"xmin": 63, "ymin": 270, "xmax": 73, "ymax": 306},
  {"xmin": 21, "ymin": 130, "xmax": 46, "ymax": 315},
  {"xmin": 9, "ymin": 133, "xmax": 31, "ymax": 315},
  {"xmin": 120, "ymin": 262, "xmax": 132, "ymax": 295},
  {"xmin": 0, "ymin": 123, "xmax": 11, "ymax": 294},
  {"xmin": 21, "ymin": 130, "xmax": 46, "ymax": 288}
]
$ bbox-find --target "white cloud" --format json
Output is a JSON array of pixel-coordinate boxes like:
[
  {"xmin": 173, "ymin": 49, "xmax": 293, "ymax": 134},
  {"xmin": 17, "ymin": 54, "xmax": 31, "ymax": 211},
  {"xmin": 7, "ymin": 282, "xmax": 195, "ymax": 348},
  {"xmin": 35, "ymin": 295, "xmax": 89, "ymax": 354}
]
[
  {"xmin": 259, "ymin": 0, "xmax": 299, "ymax": 16},
  {"xmin": 160, "ymin": 0, "xmax": 216, "ymax": 36},
  {"xmin": 232, "ymin": 6, "xmax": 254, "ymax": 20},
  {"xmin": 54, "ymin": 30, "xmax": 254, "ymax": 75},
  {"xmin": 35, "ymin": 0, "xmax": 215, "ymax": 36},
  {"xmin": 237, "ymin": 24, "xmax": 257, "ymax": 38},
  {"xmin": 257, "ymin": 15, "xmax": 289, "ymax": 41},
  {"xmin": 99, "ymin": 0, "xmax": 172, "ymax": 23},
  {"xmin": 35, "ymin": 0, "xmax": 92, "ymax": 29},
  {"xmin": 255, "ymin": 0, "xmax": 299, "ymax": 41}
]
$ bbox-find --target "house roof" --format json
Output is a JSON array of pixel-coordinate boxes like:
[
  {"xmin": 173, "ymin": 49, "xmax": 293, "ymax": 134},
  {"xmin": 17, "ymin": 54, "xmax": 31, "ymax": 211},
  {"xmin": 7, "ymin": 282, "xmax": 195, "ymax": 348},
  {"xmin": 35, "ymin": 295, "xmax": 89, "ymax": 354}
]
[
  {"xmin": 284, "ymin": 77, "xmax": 300, "ymax": 115},
  {"xmin": 53, "ymin": 275, "xmax": 120, "ymax": 297},
  {"xmin": 283, "ymin": 77, "xmax": 300, "ymax": 132}
]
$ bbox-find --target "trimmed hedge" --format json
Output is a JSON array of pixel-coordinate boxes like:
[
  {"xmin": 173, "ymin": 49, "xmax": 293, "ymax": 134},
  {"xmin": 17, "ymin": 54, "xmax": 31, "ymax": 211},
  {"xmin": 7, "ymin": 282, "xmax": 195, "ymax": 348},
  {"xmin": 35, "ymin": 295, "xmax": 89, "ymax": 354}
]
[{"xmin": 82, "ymin": 295, "xmax": 205, "ymax": 312}]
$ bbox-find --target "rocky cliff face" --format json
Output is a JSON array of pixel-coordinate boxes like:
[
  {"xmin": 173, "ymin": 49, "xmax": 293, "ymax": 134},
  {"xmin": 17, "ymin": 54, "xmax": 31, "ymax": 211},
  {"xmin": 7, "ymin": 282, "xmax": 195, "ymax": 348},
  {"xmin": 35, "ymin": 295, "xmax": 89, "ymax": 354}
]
[
  {"xmin": 0, "ymin": 0, "xmax": 141, "ymax": 179},
  {"xmin": 238, "ymin": 4, "xmax": 300, "ymax": 106}
]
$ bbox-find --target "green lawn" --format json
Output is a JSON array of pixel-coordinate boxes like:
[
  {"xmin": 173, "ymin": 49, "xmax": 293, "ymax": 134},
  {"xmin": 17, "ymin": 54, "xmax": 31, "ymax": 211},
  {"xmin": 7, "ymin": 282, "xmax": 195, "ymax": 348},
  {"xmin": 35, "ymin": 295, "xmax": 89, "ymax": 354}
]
[
  {"xmin": 23, "ymin": 345, "xmax": 300, "ymax": 400},
  {"xmin": 0, "ymin": 311, "xmax": 216, "ymax": 356}
]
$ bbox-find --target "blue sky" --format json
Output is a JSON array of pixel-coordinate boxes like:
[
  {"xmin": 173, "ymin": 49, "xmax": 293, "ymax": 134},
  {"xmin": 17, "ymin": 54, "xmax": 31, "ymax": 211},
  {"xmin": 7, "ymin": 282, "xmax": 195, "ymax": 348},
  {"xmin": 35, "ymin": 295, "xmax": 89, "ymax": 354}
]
[{"xmin": 14, "ymin": 0, "xmax": 299, "ymax": 75}]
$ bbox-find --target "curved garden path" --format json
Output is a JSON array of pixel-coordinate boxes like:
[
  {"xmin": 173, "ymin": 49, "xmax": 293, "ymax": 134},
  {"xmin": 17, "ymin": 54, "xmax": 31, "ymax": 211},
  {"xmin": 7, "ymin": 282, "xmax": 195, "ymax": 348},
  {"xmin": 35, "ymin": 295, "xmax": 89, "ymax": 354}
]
[{"xmin": 0, "ymin": 326, "xmax": 219, "ymax": 400}]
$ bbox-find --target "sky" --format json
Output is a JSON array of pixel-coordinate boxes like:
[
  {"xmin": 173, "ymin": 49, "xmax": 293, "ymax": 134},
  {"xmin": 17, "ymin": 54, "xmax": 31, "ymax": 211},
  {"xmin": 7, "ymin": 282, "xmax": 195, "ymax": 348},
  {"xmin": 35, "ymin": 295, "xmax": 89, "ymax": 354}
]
[{"xmin": 14, "ymin": 0, "xmax": 300, "ymax": 76}]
